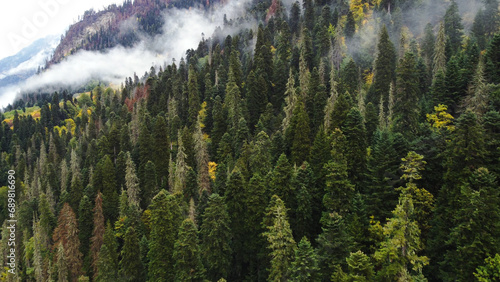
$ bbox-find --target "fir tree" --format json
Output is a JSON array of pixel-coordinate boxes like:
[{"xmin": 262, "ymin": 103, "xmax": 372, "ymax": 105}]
[
  {"xmin": 119, "ymin": 227, "xmax": 144, "ymax": 281},
  {"xmin": 263, "ymin": 195, "xmax": 296, "ymax": 282},
  {"xmin": 147, "ymin": 190, "xmax": 182, "ymax": 281},
  {"xmin": 90, "ymin": 192, "xmax": 105, "ymax": 277},
  {"xmin": 290, "ymin": 237, "xmax": 319, "ymax": 282},
  {"xmin": 52, "ymin": 203, "xmax": 83, "ymax": 281},
  {"xmin": 370, "ymin": 25, "xmax": 396, "ymax": 108},
  {"xmin": 173, "ymin": 219, "xmax": 206, "ymax": 281},
  {"xmin": 200, "ymin": 193, "xmax": 232, "ymax": 281}
]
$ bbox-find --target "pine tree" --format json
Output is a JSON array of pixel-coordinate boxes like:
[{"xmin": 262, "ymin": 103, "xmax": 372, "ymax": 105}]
[
  {"xmin": 263, "ymin": 195, "xmax": 296, "ymax": 282},
  {"xmin": 290, "ymin": 237, "xmax": 319, "ymax": 282},
  {"xmin": 200, "ymin": 193, "xmax": 232, "ymax": 281},
  {"xmin": 95, "ymin": 244, "xmax": 117, "ymax": 282},
  {"xmin": 119, "ymin": 227, "xmax": 144, "ymax": 281},
  {"xmin": 173, "ymin": 219, "xmax": 206, "ymax": 281},
  {"xmin": 282, "ymin": 69, "xmax": 298, "ymax": 132}
]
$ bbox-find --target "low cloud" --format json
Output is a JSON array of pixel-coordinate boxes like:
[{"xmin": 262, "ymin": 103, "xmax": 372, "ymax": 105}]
[{"xmin": 1, "ymin": 0, "xmax": 255, "ymax": 109}]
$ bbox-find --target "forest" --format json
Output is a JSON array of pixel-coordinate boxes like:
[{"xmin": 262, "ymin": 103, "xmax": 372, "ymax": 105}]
[{"xmin": 1, "ymin": 0, "xmax": 500, "ymax": 281}]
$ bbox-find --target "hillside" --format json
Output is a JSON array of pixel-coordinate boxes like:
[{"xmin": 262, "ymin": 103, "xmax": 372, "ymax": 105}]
[{"xmin": 1, "ymin": 0, "xmax": 500, "ymax": 281}]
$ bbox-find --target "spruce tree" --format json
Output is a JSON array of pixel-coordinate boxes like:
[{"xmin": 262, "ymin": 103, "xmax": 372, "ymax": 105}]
[
  {"xmin": 370, "ymin": 25, "xmax": 396, "ymax": 107},
  {"xmin": 173, "ymin": 219, "xmax": 206, "ymax": 281},
  {"xmin": 78, "ymin": 196, "xmax": 93, "ymax": 272},
  {"xmin": 90, "ymin": 192, "xmax": 105, "ymax": 277},
  {"xmin": 290, "ymin": 237, "xmax": 319, "ymax": 282},
  {"xmin": 200, "ymin": 194, "xmax": 232, "ymax": 281},
  {"xmin": 263, "ymin": 195, "xmax": 296, "ymax": 282},
  {"xmin": 119, "ymin": 227, "xmax": 144, "ymax": 281},
  {"xmin": 147, "ymin": 191, "xmax": 182, "ymax": 281}
]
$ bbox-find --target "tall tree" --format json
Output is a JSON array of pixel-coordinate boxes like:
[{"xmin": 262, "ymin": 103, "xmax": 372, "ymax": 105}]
[
  {"xmin": 52, "ymin": 203, "xmax": 83, "ymax": 281},
  {"xmin": 173, "ymin": 219, "xmax": 206, "ymax": 281},
  {"xmin": 393, "ymin": 52, "xmax": 420, "ymax": 137},
  {"xmin": 147, "ymin": 191, "xmax": 182, "ymax": 281},
  {"xmin": 118, "ymin": 226, "xmax": 143, "ymax": 281},
  {"xmin": 200, "ymin": 194, "xmax": 232, "ymax": 281},
  {"xmin": 290, "ymin": 237, "xmax": 319, "ymax": 282},
  {"xmin": 263, "ymin": 195, "xmax": 296, "ymax": 282},
  {"xmin": 369, "ymin": 26, "xmax": 396, "ymax": 108}
]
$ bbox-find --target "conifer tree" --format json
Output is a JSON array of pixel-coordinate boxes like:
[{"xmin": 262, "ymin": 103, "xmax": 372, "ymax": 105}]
[
  {"xmin": 56, "ymin": 243, "xmax": 69, "ymax": 282},
  {"xmin": 148, "ymin": 190, "xmax": 182, "ymax": 281},
  {"xmin": 342, "ymin": 108, "xmax": 367, "ymax": 185},
  {"xmin": 444, "ymin": 0, "xmax": 463, "ymax": 54},
  {"xmin": 263, "ymin": 195, "xmax": 296, "ymax": 282},
  {"xmin": 99, "ymin": 155, "xmax": 118, "ymax": 221},
  {"xmin": 173, "ymin": 219, "xmax": 206, "ymax": 281},
  {"xmin": 289, "ymin": 101, "xmax": 311, "ymax": 165},
  {"xmin": 442, "ymin": 168, "xmax": 500, "ymax": 281},
  {"xmin": 346, "ymin": 251, "xmax": 374, "ymax": 281},
  {"xmin": 290, "ymin": 237, "xmax": 319, "ymax": 282},
  {"xmin": 52, "ymin": 203, "xmax": 83, "ymax": 281},
  {"xmin": 125, "ymin": 152, "xmax": 141, "ymax": 209},
  {"xmin": 433, "ymin": 22, "xmax": 447, "ymax": 79},
  {"xmin": 282, "ymin": 69, "xmax": 298, "ymax": 132},
  {"xmin": 95, "ymin": 244, "xmax": 117, "ymax": 282},
  {"xmin": 188, "ymin": 64, "xmax": 201, "ymax": 127},
  {"xmin": 119, "ymin": 227, "xmax": 144, "ymax": 281},
  {"xmin": 200, "ymin": 193, "xmax": 232, "ymax": 281},
  {"xmin": 152, "ymin": 116, "xmax": 170, "ymax": 189},
  {"xmin": 90, "ymin": 192, "xmax": 105, "ymax": 276},
  {"xmin": 374, "ymin": 153, "xmax": 429, "ymax": 280},
  {"xmin": 317, "ymin": 212, "xmax": 350, "ymax": 281},
  {"xmin": 78, "ymin": 196, "xmax": 93, "ymax": 271},
  {"xmin": 393, "ymin": 52, "xmax": 420, "ymax": 137},
  {"xmin": 370, "ymin": 25, "xmax": 396, "ymax": 107}
]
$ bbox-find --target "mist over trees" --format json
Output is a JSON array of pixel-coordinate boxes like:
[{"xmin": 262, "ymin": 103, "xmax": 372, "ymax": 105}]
[{"xmin": 1, "ymin": 0, "xmax": 500, "ymax": 281}]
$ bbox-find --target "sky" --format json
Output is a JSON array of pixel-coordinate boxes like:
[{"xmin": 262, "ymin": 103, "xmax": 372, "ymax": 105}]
[{"xmin": 0, "ymin": 0, "xmax": 124, "ymax": 60}]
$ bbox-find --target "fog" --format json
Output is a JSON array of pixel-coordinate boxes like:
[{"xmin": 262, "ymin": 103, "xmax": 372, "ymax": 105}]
[{"xmin": 0, "ymin": 0, "xmax": 254, "ymax": 109}]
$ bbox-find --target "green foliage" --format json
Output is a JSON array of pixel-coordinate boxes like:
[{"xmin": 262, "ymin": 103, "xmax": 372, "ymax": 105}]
[
  {"xmin": 475, "ymin": 253, "xmax": 500, "ymax": 281},
  {"xmin": 263, "ymin": 195, "xmax": 296, "ymax": 282},
  {"xmin": 290, "ymin": 237, "xmax": 319, "ymax": 282},
  {"xmin": 200, "ymin": 194, "xmax": 232, "ymax": 281},
  {"xmin": 173, "ymin": 219, "xmax": 206, "ymax": 281}
]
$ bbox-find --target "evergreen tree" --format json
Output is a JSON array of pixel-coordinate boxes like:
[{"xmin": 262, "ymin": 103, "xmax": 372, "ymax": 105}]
[
  {"xmin": 442, "ymin": 168, "xmax": 500, "ymax": 281},
  {"xmin": 173, "ymin": 219, "xmax": 206, "ymax": 281},
  {"xmin": 433, "ymin": 22, "xmax": 447, "ymax": 79},
  {"xmin": 444, "ymin": 0, "xmax": 463, "ymax": 54},
  {"xmin": 99, "ymin": 155, "xmax": 118, "ymax": 221},
  {"xmin": 90, "ymin": 192, "xmax": 105, "ymax": 277},
  {"xmin": 344, "ymin": 11, "xmax": 356, "ymax": 38},
  {"xmin": 78, "ymin": 196, "xmax": 93, "ymax": 272},
  {"xmin": 125, "ymin": 152, "xmax": 141, "ymax": 209},
  {"xmin": 342, "ymin": 108, "xmax": 367, "ymax": 185},
  {"xmin": 147, "ymin": 191, "xmax": 182, "ymax": 281},
  {"xmin": 317, "ymin": 212, "xmax": 350, "ymax": 281},
  {"xmin": 200, "ymin": 193, "xmax": 232, "ymax": 281},
  {"xmin": 288, "ymin": 101, "xmax": 311, "ymax": 165},
  {"xmin": 95, "ymin": 244, "xmax": 117, "ymax": 282},
  {"xmin": 52, "ymin": 203, "xmax": 83, "ymax": 281},
  {"xmin": 263, "ymin": 195, "xmax": 296, "ymax": 282},
  {"xmin": 119, "ymin": 227, "xmax": 144, "ymax": 281},
  {"xmin": 346, "ymin": 251, "xmax": 374, "ymax": 281},
  {"xmin": 393, "ymin": 52, "xmax": 420, "ymax": 137},
  {"xmin": 290, "ymin": 237, "xmax": 319, "ymax": 282},
  {"xmin": 370, "ymin": 26, "xmax": 396, "ymax": 108}
]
